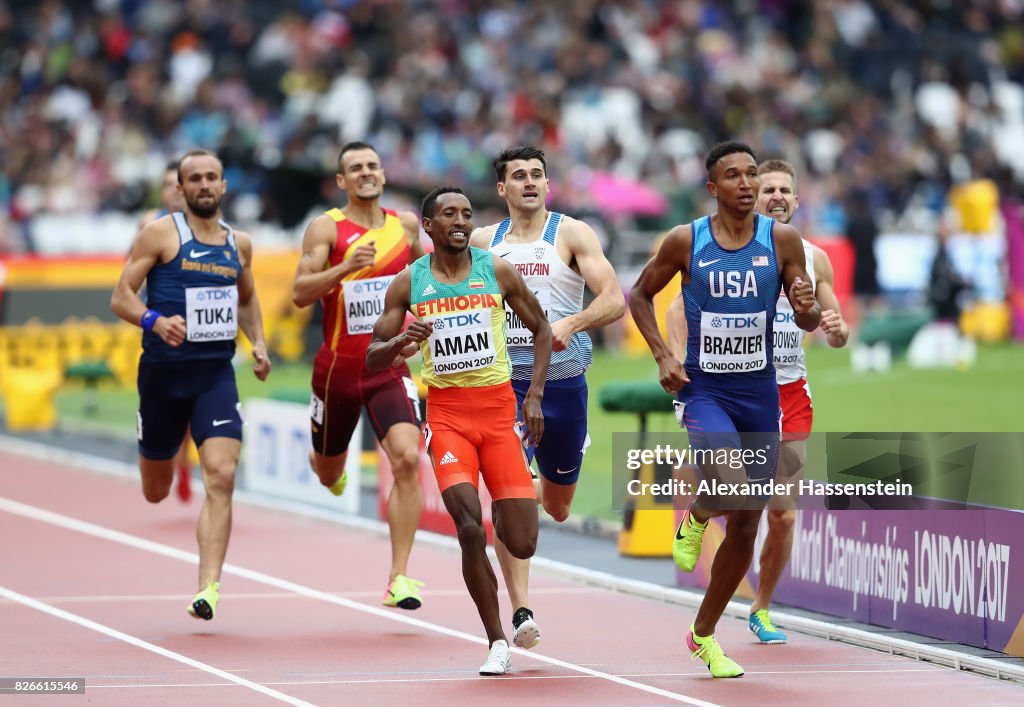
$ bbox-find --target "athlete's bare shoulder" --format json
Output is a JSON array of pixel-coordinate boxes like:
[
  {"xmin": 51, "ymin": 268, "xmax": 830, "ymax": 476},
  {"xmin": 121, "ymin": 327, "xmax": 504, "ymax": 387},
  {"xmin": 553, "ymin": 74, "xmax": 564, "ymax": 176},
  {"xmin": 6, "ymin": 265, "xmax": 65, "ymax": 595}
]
[
  {"xmin": 397, "ymin": 209, "xmax": 419, "ymax": 232},
  {"xmin": 232, "ymin": 227, "xmax": 253, "ymax": 250},
  {"xmin": 130, "ymin": 214, "xmax": 181, "ymax": 264},
  {"xmin": 470, "ymin": 223, "xmax": 499, "ymax": 249}
]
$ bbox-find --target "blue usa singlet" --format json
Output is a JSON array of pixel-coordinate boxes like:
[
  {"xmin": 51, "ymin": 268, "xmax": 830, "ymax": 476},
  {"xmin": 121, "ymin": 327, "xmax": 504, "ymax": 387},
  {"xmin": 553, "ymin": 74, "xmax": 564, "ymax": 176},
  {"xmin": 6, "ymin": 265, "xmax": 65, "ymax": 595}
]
[{"xmin": 683, "ymin": 213, "xmax": 780, "ymax": 383}]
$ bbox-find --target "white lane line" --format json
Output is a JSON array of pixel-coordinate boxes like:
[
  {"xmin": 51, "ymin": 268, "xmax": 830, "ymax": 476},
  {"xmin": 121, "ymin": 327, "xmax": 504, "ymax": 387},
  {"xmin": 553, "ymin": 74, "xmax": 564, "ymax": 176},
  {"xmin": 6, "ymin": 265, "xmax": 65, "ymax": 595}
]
[
  {"xmin": 2, "ymin": 586, "xmax": 599, "ymax": 606},
  {"xmin": 0, "ymin": 496, "xmax": 720, "ymax": 707},
  {"xmin": 0, "ymin": 585, "xmax": 314, "ymax": 707},
  {"xmin": 80, "ymin": 665, "xmax": 949, "ymax": 691}
]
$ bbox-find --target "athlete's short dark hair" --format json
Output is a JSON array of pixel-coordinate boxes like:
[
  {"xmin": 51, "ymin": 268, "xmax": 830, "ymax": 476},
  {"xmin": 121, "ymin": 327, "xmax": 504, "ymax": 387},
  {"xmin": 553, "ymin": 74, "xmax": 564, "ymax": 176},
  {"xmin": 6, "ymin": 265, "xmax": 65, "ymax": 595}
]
[
  {"xmin": 421, "ymin": 186, "xmax": 466, "ymax": 219},
  {"xmin": 337, "ymin": 141, "xmax": 377, "ymax": 173},
  {"xmin": 493, "ymin": 145, "xmax": 547, "ymax": 181},
  {"xmin": 705, "ymin": 141, "xmax": 757, "ymax": 181}
]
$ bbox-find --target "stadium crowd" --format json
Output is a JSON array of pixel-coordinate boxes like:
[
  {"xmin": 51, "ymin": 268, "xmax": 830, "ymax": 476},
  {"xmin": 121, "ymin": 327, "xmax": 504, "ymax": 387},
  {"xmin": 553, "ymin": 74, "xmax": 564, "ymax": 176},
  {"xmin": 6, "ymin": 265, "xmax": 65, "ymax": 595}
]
[{"xmin": 1, "ymin": 0, "xmax": 1022, "ymax": 254}]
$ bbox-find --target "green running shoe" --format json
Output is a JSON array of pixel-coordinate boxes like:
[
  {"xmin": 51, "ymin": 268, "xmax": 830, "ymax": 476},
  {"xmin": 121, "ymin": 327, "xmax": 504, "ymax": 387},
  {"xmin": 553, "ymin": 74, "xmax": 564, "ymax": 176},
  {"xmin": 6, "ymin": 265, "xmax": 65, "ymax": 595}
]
[
  {"xmin": 672, "ymin": 505, "xmax": 708, "ymax": 572},
  {"xmin": 188, "ymin": 582, "xmax": 219, "ymax": 621},
  {"xmin": 328, "ymin": 471, "xmax": 348, "ymax": 496},
  {"xmin": 382, "ymin": 574, "xmax": 425, "ymax": 610},
  {"xmin": 687, "ymin": 627, "xmax": 744, "ymax": 678}
]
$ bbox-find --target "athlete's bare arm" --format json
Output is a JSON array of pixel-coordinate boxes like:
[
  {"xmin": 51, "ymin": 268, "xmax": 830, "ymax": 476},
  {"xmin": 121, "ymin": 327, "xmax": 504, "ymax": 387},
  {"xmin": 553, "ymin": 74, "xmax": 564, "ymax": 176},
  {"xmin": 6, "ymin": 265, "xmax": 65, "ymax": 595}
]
[
  {"xmin": 628, "ymin": 225, "xmax": 692, "ymax": 393},
  {"xmin": 552, "ymin": 217, "xmax": 624, "ymax": 351},
  {"xmin": 666, "ymin": 294, "xmax": 688, "ymax": 362},
  {"xmin": 399, "ymin": 210, "xmax": 426, "ymax": 261},
  {"xmin": 468, "ymin": 225, "xmax": 497, "ymax": 250},
  {"xmin": 811, "ymin": 245, "xmax": 848, "ymax": 347},
  {"xmin": 291, "ymin": 214, "xmax": 376, "ymax": 308},
  {"xmin": 366, "ymin": 270, "xmax": 430, "ymax": 372},
  {"xmin": 235, "ymin": 230, "xmax": 271, "ymax": 381},
  {"xmin": 495, "ymin": 256, "xmax": 551, "ymax": 446},
  {"xmin": 111, "ymin": 219, "xmax": 186, "ymax": 347},
  {"xmin": 774, "ymin": 223, "xmax": 820, "ymax": 332}
]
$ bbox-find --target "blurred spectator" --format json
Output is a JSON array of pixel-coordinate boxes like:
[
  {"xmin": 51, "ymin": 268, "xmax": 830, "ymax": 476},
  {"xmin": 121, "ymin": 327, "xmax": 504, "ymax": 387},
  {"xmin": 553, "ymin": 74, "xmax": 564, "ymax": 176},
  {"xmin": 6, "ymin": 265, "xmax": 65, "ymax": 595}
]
[
  {"xmin": 845, "ymin": 189, "xmax": 881, "ymax": 312},
  {"xmin": 928, "ymin": 219, "xmax": 970, "ymax": 322},
  {"xmin": 0, "ymin": 0, "xmax": 1022, "ymax": 254}
]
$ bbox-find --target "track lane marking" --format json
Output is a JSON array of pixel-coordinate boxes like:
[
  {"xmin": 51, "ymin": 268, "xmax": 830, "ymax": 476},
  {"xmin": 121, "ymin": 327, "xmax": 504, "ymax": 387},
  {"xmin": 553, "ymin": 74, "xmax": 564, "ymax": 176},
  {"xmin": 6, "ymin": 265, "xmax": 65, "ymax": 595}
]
[
  {"xmin": 0, "ymin": 585, "xmax": 314, "ymax": 706},
  {"xmin": 0, "ymin": 496, "xmax": 720, "ymax": 707}
]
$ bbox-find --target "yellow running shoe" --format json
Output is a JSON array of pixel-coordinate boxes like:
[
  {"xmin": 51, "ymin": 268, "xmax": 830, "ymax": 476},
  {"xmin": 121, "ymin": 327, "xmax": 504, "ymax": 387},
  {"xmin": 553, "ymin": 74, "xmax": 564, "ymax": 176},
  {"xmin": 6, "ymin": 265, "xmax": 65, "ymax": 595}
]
[
  {"xmin": 328, "ymin": 471, "xmax": 347, "ymax": 497},
  {"xmin": 672, "ymin": 504, "xmax": 708, "ymax": 572},
  {"xmin": 382, "ymin": 575, "xmax": 425, "ymax": 610},
  {"xmin": 686, "ymin": 626, "xmax": 744, "ymax": 678},
  {"xmin": 188, "ymin": 582, "xmax": 219, "ymax": 621}
]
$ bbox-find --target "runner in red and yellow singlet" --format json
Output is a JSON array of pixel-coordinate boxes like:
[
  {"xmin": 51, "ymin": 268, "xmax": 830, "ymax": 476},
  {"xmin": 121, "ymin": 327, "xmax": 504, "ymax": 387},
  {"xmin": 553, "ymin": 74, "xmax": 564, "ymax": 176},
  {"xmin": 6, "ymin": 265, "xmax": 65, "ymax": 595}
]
[
  {"xmin": 367, "ymin": 186, "xmax": 551, "ymax": 676},
  {"xmin": 292, "ymin": 141, "xmax": 427, "ymax": 610}
]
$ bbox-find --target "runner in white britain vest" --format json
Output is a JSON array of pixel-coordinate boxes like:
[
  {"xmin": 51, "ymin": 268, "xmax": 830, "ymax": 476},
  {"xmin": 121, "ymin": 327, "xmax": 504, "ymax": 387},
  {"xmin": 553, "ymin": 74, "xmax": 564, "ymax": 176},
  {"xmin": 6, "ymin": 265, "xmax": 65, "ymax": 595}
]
[
  {"xmin": 666, "ymin": 158, "xmax": 849, "ymax": 646},
  {"xmin": 471, "ymin": 145, "xmax": 624, "ymax": 651}
]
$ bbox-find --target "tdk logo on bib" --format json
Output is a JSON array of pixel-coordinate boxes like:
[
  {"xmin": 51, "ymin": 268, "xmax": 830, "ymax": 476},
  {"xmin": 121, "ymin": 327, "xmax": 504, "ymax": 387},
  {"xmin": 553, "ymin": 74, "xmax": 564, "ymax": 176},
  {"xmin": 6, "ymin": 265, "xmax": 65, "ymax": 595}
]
[
  {"xmin": 435, "ymin": 313, "xmax": 482, "ymax": 329},
  {"xmin": 712, "ymin": 315, "xmax": 759, "ymax": 327},
  {"xmin": 352, "ymin": 280, "xmax": 390, "ymax": 295},
  {"xmin": 776, "ymin": 311, "xmax": 795, "ymax": 324},
  {"xmin": 194, "ymin": 288, "xmax": 234, "ymax": 302}
]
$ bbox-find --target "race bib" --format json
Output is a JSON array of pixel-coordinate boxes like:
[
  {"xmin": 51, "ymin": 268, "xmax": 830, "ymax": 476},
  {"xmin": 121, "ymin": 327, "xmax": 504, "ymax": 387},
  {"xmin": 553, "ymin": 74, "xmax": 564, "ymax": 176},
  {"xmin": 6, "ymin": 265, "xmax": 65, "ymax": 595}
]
[
  {"xmin": 699, "ymin": 310, "xmax": 766, "ymax": 373},
  {"xmin": 343, "ymin": 275, "xmax": 395, "ymax": 335},
  {"xmin": 429, "ymin": 310, "xmax": 496, "ymax": 375},
  {"xmin": 505, "ymin": 285, "xmax": 550, "ymax": 346},
  {"xmin": 773, "ymin": 302, "xmax": 804, "ymax": 367},
  {"xmin": 185, "ymin": 285, "xmax": 238, "ymax": 342}
]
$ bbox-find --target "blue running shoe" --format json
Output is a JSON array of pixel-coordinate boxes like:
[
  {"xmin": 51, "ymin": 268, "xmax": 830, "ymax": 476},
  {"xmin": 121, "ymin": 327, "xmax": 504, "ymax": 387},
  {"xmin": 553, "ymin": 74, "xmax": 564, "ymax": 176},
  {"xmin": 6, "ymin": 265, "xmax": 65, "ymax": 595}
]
[{"xmin": 749, "ymin": 609, "xmax": 787, "ymax": 644}]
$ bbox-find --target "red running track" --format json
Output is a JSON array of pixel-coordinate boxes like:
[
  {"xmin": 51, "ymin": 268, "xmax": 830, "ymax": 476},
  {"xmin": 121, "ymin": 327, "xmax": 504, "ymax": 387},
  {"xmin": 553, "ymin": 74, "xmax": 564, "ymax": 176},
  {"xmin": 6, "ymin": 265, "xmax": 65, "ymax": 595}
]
[{"xmin": 1, "ymin": 447, "xmax": 1021, "ymax": 706}]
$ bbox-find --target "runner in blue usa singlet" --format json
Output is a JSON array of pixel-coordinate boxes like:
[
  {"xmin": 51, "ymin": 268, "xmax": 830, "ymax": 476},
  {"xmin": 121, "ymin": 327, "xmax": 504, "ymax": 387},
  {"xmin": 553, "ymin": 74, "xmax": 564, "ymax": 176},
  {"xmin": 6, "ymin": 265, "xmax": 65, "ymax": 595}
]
[{"xmin": 678, "ymin": 212, "xmax": 781, "ymax": 483}]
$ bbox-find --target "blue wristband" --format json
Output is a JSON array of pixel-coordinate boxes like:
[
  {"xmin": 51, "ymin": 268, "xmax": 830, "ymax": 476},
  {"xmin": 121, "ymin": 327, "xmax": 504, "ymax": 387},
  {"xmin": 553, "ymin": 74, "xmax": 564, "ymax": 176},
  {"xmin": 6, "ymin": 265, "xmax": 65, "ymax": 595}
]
[{"xmin": 140, "ymin": 309, "xmax": 162, "ymax": 332}]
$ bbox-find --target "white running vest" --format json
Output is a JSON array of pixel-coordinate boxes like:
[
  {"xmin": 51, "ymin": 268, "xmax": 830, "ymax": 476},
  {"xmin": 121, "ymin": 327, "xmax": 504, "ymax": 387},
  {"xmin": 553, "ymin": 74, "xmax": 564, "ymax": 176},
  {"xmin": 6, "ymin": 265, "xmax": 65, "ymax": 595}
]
[
  {"xmin": 773, "ymin": 239, "xmax": 816, "ymax": 385},
  {"xmin": 489, "ymin": 212, "xmax": 592, "ymax": 380}
]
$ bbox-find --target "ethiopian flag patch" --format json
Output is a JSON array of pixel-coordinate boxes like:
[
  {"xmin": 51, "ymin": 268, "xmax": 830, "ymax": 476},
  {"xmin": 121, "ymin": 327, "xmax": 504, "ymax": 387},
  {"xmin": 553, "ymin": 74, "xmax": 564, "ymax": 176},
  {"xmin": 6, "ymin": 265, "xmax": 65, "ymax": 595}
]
[{"xmin": 469, "ymin": 278, "xmax": 485, "ymax": 289}]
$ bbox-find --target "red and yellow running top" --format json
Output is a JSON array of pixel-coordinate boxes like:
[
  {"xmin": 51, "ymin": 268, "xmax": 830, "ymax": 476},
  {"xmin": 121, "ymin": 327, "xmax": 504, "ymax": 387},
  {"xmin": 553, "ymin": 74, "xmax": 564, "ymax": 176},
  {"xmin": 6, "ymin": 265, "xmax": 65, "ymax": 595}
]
[{"xmin": 320, "ymin": 207, "xmax": 410, "ymax": 357}]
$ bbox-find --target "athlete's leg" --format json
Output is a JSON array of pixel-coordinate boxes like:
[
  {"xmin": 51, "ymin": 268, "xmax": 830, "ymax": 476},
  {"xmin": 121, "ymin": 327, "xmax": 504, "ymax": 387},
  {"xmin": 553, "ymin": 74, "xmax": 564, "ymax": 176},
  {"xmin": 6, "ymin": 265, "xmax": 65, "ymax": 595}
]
[
  {"xmin": 479, "ymin": 389, "xmax": 540, "ymax": 649},
  {"xmin": 689, "ymin": 383, "xmax": 777, "ymax": 638},
  {"xmin": 195, "ymin": 435, "xmax": 241, "ymax": 589},
  {"xmin": 309, "ymin": 379, "xmax": 362, "ymax": 493},
  {"xmin": 190, "ymin": 365, "xmax": 244, "ymax": 592},
  {"xmin": 173, "ymin": 426, "xmax": 193, "ymax": 502},
  {"xmin": 442, "ymin": 482, "xmax": 505, "ymax": 645},
  {"xmin": 139, "ymin": 457, "xmax": 176, "ymax": 502},
  {"xmin": 752, "ymin": 438, "xmax": 805, "ymax": 613},
  {"xmin": 693, "ymin": 508, "xmax": 763, "ymax": 637},
  {"xmin": 136, "ymin": 361, "xmax": 189, "ymax": 503},
  {"xmin": 380, "ymin": 422, "xmax": 422, "ymax": 581},
  {"xmin": 493, "ymin": 533, "xmax": 530, "ymax": 611},
  {"xmin": 515, "ymin": 375, "xmax": 588, "ymax": 522},
  {"xmin": 492, "ymin": 498, "xmax": 538, "ymax": 560},
  {"xmin": 310, "ymin": 450, "xmax": 348, "ymax": 490}
]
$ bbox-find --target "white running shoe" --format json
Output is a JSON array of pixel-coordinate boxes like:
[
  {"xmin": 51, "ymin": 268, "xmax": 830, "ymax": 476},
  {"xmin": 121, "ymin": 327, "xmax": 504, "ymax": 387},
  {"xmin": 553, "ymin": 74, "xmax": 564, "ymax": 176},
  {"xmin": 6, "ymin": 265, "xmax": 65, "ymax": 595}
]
[
  {"xmin": 512, "ymin": 607, "xmax": 541, "ymax": 649},
  {"xmin": 479, "ymin": 639, "xmax": 511, "ymax": 675}
]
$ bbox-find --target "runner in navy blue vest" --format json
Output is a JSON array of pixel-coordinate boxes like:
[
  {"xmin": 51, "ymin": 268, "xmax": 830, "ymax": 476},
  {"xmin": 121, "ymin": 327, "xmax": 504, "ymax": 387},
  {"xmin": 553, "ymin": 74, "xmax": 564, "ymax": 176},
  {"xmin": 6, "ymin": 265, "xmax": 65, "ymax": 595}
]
[
  {"xmin": 629, "ymin": 141, "xmax": 819, "ymax": 678},
  {"xmin": 112, "ymin": 149, "xmax": 271, "ymax": 622}
]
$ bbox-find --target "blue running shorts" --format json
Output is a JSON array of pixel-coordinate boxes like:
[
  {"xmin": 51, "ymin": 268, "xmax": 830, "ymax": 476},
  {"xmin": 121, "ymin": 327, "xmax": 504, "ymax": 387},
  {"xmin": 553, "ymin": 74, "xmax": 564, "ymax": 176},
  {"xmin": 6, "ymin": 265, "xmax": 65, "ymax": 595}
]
[
  {"xmin": 511, "ymin": 374, "xmax": 589, "ymax": 485},
  {"xmin": 137, "ymin": 358, "xmax": 242, "ymax": 460}
]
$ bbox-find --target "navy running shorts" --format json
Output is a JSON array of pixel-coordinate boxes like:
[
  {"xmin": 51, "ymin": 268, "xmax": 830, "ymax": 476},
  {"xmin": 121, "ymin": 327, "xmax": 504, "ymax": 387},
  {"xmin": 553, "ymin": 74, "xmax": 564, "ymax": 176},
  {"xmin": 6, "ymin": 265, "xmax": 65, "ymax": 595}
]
[
  {"xmin": 511, "ymin": 374, "xmax": 589, "ymax": 485},
  {"xmin": 675, "ymin": 374, "xmax": 781, "ymax": 487},
  {"xmin": 137, "ymin": 358, "xmax": 242, "ymax": 460}
]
